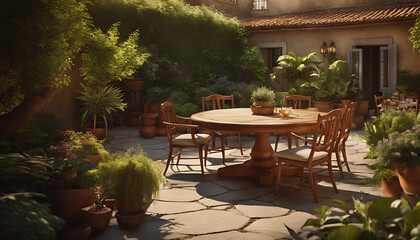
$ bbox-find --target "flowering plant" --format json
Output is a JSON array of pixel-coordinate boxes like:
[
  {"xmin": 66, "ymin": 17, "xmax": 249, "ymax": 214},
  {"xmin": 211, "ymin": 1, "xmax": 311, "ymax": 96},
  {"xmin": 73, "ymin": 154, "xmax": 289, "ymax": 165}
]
[
  {"xmin": 393, "ymin": 91, "xmax": 399, "ymax": 96},
  {"xmin": 46, "ymin": 130, "xmax": 104, "ymax": 158},
  {"xmin": 378, "ymin": 124, "xmax": 420, "ymax": 168}
]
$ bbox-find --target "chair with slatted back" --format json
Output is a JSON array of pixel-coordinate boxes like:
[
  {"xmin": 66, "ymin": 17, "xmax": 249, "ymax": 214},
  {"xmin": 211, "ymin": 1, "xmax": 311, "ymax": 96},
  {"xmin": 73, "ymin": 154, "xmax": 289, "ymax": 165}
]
[
  {"xmin": 161, "ymin": 102, "xmax": 211, "ymax": 175},
  {"xmin": 274, "ymin": 95, "xmax": 312, "ymax": 151},
  {"xmin": 202, "ymin": 94, "xmax": 243, "ymax": 164},
  {"xmin": 332, "ymin": 102, "xmax": 357, "ymax": 179},
  {"xmin": 374, "ymin": 95, "xmax": 385, "ymax": 114},
  {"xmin": 274, "ymin": 108, "xmax": 345, "ymax": 203}
]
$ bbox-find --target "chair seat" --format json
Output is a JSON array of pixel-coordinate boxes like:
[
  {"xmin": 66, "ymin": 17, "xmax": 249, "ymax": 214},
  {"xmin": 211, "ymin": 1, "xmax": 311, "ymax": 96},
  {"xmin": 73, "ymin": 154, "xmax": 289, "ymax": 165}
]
[
  {"xmin": 274, "ymin": 145, "xmax": 328, "ymax": 162},
  {"xmin": 172, "ymin": 133, "xmax": 211, "ymax": 147}
]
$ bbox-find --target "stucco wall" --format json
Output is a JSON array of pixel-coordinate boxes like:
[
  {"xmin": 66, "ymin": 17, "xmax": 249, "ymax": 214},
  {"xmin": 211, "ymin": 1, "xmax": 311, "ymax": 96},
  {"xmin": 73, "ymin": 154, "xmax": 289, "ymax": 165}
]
[{"xmin": 248, "ymin": 21, "xmax": 420, "ymax": 74}]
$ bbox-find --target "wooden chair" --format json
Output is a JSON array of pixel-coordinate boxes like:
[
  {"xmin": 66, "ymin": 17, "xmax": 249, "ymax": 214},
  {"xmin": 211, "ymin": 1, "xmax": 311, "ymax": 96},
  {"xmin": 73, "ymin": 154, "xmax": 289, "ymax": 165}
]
[
  {"xmin": 374, "ymin": 95, "xmax": 385, "ymax": 114},
  {"xmin": 332, "ymin": 102, "xmax": 357, "ymax": 179},
  {"xmin": 202, "ymin": 94, "xmax": 243, "ymax": 164},
  {"xmin": 161, "ymin": 102, "xmax": 211, "ymax": 175},
  {"xmin": 274, "ymin": 95, "xmax": 312, "ymax": 151},
  {"xmin": 274, "ymin": 108, "xmax": 345, "ymax": 203}
]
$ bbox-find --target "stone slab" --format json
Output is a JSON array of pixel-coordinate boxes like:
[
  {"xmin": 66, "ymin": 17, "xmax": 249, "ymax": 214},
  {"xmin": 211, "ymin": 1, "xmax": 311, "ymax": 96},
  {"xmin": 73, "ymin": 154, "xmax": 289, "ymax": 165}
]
[
  {"xmin": 156, "ymin": 188, "xmax": 202, "ymax": 202},
  {"xmin": 235, "ymin": 200, "xmax": 289, "ymax": 218},
  {"xmin": 212, "ymin": 187, "xmax": 267, "ymax": 202},
  {"xmin": 161, "ymin": 210, "xmax": 249, "ymax": 235},
  {"xmin": 147, "ymin": 200, "xmax": 206, "ymax": 215}
]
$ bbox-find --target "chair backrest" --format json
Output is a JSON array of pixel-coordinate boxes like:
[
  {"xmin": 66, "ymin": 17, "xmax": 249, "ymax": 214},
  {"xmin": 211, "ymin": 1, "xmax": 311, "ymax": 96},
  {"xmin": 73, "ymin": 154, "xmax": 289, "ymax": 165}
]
[
  {"xmin": 312, "ymin": 108, "xmax": 346, "ymax": 154},
  {"xmin": 283, "ymin": 95, "xmax": 311, "ymax": 109},
  {"xmin": 336, "ymin": 102, "xmax": 357, "ymax": 147},
  {"xmin": 161, "ymin": 102, "xmax": 177, "ymax": 124},
  {"xmin": 374, "ymin": 95, "xmax": 384, "ymax": 113},
  {"xmin": 202, "ymin": 94, "xmax": 235, "ymax": 111}
]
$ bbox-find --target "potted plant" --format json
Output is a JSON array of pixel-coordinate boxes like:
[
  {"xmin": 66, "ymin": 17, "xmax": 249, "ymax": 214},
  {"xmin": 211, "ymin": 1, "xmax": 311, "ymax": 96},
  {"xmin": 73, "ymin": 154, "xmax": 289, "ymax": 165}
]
[
  {"xmin": 251, "ymin": 87, "xmax": 275, "ymax": 115},
  {"xmin": 139, "ymin": 113, "xmax": 159, "ymax": 138},
  {"xmin": 363, "ymin": 162, "xmax": 402, "ymax": 198},
  {"xmin": 378, "ymin": 123, "xmax": 420, "ymax": 196},
  {"xmin": 78, "ymin": 84, "xmax": 127, "ymax": 139},
  {"xmin": 98, "ymin": 148, "xmax": 165, "ymax": 230}
]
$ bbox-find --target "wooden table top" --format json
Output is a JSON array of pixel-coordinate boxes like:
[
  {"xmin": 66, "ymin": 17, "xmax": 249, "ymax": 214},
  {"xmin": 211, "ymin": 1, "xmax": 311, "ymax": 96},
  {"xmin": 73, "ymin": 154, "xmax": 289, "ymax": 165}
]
[
  {"xmin": 191, "ymin": 108, "xmax": 321, "ymax": 133},
  {"xmin": 381, "ymin": 101, "xmax": 417, "ymax": 108}
]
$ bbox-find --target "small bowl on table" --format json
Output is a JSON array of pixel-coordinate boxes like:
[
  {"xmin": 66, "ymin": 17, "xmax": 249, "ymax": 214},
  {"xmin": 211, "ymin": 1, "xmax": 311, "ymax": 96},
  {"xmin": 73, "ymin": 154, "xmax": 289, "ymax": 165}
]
[{"xmin": 279, "ymin": 108, "xmax": 293, "ymax": 117}]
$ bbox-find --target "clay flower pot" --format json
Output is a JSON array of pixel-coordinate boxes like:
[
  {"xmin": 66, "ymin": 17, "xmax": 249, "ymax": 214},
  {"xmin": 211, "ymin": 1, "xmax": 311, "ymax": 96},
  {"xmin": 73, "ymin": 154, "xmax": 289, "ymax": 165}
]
[
  {"xmin": 81, "ymin": 205, "xmax": 112, "ymax": 236},
  {"xmin": 381, "ymin": 179, "xmax": 403, "ymax": 198},
  {"xmin": 356, "ymin": 100, "xmax": 369, "ymax": 117},
  {"xmin": 394, "ymin": 166, "xmax": 420, "ymax": 195},
  {"xmin": 86, "ymin": 155, "xmax": 100, "ymax": 164},
  {"xmin": 87, "ymin": 128, "xmax": 106, "ymax": 140},
  {"xmin": 115, "ymin": 211, "xmax": 145, "ymax": 230},
  {"xmin": 313, "ymin": 101, "xmax": 333, "ymax": 112}
]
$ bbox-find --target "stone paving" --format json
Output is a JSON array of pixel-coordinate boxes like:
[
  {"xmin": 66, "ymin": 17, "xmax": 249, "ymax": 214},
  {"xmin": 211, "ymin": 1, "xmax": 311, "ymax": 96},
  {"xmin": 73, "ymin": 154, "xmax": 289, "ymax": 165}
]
[{"xmin": 95, "ymin": 126, "xmax": 382, "ymax": 240}]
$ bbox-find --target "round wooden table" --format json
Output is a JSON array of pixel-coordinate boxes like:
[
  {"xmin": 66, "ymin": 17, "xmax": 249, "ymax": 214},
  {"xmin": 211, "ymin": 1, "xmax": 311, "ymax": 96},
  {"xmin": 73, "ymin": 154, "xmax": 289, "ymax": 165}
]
[{"xmin": 191, "ymin": 108, "xmax": 321, "ymax": 186}]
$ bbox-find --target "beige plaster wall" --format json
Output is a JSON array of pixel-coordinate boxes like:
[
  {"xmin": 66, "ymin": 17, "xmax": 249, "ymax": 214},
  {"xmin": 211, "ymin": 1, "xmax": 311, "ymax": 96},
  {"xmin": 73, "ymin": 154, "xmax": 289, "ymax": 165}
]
[
  {"xmin": 248, "ymin": 22, "xmax": 420, "ymax": 74},
  {"xmin": 42, "ymin": 56, "xmax": 83, "ymax": 130}
]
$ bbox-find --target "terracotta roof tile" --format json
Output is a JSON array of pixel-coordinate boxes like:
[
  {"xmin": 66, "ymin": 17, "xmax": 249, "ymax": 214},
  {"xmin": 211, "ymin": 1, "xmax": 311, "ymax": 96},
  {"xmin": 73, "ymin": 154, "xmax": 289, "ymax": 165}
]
[{"xmin": 241, "ymin": 1, "xmax": 420, "ymax": 30}]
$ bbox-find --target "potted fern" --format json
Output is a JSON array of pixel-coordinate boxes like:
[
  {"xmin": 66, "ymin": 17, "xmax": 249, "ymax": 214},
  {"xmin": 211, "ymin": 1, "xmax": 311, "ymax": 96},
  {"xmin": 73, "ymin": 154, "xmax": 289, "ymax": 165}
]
[
  {"xmin": 98, "ymin": 148, "xmax": 164, "ymax": 230},
  {"xmin": 78, "ymin": 84, "xmax": 127, "ymax": 139}
]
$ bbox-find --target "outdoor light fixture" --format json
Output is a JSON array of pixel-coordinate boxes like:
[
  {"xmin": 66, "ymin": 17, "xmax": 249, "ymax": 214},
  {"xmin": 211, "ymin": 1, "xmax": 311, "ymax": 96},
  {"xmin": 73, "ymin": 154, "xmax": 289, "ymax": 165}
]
[
  {"xmin": 328, "ymin": 40, "xmax": 336, "ymax": 56},
  {"xmin": 320, "ymin": 42, "xmax": 328, "ymax": 57}
]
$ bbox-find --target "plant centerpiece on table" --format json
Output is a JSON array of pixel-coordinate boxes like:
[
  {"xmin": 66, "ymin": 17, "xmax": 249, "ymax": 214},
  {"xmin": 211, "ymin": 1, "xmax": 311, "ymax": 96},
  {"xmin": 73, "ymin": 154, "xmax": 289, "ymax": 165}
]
[
  {"xmin": 251, "ymin": 87, "xmax": 275, "ymax": 115},
  {"xmin": 377, "ymin": 123, "xmax": 420, "ymax": 196},
  {"xmin": 98, "ymin": 148, "xmax": 165, "ymax": 230}
]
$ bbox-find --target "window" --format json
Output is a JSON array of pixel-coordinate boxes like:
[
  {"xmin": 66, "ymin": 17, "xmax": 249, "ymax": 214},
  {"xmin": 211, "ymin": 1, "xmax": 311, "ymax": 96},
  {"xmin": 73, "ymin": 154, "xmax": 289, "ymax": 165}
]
[
  {"xmin": 269, "ymin": 48, "xmax": 283, "ymax": 68},
  {"xmin": 253, "ymin": 0, "xmax": 267, "ymax": 10}
]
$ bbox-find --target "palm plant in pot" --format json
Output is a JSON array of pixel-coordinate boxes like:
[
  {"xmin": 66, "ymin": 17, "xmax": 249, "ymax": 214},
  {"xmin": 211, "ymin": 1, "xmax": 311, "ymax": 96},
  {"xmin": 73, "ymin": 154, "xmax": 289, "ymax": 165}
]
[
  {"xmin": 98, "ymin": 148, "xmax": 164, "ymax": 230},
  {"xmin": 78, "ymin": 84, "xmax": 127, "ymax": 139}
]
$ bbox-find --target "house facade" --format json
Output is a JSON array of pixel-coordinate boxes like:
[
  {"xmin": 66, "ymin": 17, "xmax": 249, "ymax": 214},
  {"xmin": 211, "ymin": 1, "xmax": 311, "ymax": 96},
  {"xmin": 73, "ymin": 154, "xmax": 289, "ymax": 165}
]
[{"xmin": 188, "ymin": 0, "xmax": 420, "ymax": 106}]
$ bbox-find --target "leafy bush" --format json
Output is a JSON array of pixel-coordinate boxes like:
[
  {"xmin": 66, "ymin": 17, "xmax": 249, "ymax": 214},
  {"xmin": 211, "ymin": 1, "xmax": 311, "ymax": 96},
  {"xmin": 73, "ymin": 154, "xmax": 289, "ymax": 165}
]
[
  {"xmin": 362, "ymin": 109, "xmax": 418, "ymax": 158},
  {"xmin": 251, "ymin": 87, "xmax": 275, "ymax": 101},
  {"xmin": 46, "ymin": 130, "xmax": 104, "ymax": 158},
  {"xmin": 0, "ymin": 113, "xmax": 65, "ymax": 155},
  {"xmin": 0, "ymin": 192, "xmax": 64, "ymax": 240},
  {"xmin": 179, "ymin": 103, "xmax": 201, "ymax": 117},
  {"xmin": 98, "ymin": 148, "xmax": 165, "ymax": 208},
  {"xmin": 288, "ymin": 197, "xmax": 420, "ymax": 240}
]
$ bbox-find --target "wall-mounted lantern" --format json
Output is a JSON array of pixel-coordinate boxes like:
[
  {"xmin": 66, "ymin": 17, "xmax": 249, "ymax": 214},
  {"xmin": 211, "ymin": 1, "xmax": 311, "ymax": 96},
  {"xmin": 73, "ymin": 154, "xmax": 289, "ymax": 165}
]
[
  {"xmin": 320, "ymin": 42, "xmax": 328, "ymax": 57},
  {"xmin": 328, "ymin": 41, "xmax": 336, "ymax": 57}
]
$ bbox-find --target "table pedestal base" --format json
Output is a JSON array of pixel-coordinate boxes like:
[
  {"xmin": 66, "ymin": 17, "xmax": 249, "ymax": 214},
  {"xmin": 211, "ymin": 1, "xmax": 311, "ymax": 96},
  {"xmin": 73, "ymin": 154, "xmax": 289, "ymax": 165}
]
[{"xmin": 216, "ymin": 132, "xmax": 298, "ymax": 186}]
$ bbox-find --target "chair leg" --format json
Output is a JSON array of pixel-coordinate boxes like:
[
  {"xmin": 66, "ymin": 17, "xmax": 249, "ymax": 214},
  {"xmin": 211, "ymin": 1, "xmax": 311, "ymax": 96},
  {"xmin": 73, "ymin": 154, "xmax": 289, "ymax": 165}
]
[
  {"xmin": 238, "ymin": 133, "xmax": 243, "ymax": 155},
  {"xmin": 204, "ymin": 143, "xmax": 209, "ymax": 166},
  {"xmin": 335, "ymin": 149, "xmax": 344, "ymax": 180},
  {"xmin": 342, "ymin": 145, "xmax": 351, "ymax": 172},
  {"xmin": 198, "ymin": 146, "xmax": 204, "ymax": 174},
  {"xmin": 176, "ymin": 147, "xmax": 183, "ymax": 165},
  {"xmin": 275, "ymin": 162, "xmax": 282, "ymax": 195},
  {"xmin": 328, "ymin": 159, "xmax": 338, "ymax": 193},
  {"xmin": 287, "ymin": 133, "xmax": 292, "ymax": 149},
  {"xmin": 308, "ymin": 167, "xmax": 318, "ymax": 203},
  {"xmin": 220, "ymin": 136, "xmax": 226, "ymax": 164},
  {"xmin": 163, "ymin": 146, "xmax": 173, "ymax": 175},
  {"xmin": 275, "ymin": 135, "xmax": 280, "ymax": 152},
  {"xmin": 211, "ymin": 133, "xmax": 216, "ymax": 150}
]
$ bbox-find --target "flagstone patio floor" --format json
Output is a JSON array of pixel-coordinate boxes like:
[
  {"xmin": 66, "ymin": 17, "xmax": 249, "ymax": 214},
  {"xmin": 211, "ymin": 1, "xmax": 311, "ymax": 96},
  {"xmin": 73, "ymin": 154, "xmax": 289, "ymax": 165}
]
[{"xmin": 95, "ymin": 126, "xmax": 381, "ymax": 240}]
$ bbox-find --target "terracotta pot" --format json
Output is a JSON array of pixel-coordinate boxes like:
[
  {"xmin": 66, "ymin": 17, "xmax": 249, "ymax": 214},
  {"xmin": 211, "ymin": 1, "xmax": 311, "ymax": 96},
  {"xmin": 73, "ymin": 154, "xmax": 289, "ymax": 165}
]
[
  {"xmin": 124, "ymin": 78, "xmax": 143, "ymax": 91},
  {"xmin": 340, "ymin": 99, "xmax": 353, "ymax": 107},
  {"xmin": 146, "ymin": 104, "xmax": 164, "ymax": 126},
  {"xmin": 81, "ymin": 206, "xmax": 112, "ymax": 236},
  {"xmin": 254, "ymin": 100, "xmax": 272, "ymax": 107},
  {"xmin": 313, "ymin": 101, "xmax": 333, "ymax": 112},
  {"xmin": 395, "ymin": 166, "xmax": 420, "ymax": 196},
  {"xmin": 381, "ymin": 179, "xmax": 403, "ymax": 198},
  {"xmin": 250, "ymin": 106, "xmax": 274, "ymax": 115},
  {"xmin": 86, "ymin": 155, "xmax": 99, "ymax": 164},
  {"xmin": 54, "ymin": 171, "xmax": 77, "ymax": 189},
  {"xmin": 115, "ymin": 211, "xmax": 145, "ymax": 230},
  {"xmin": 156, "ymin": 126, "xmax": 167, "ymax": 136},
  {"xmin": 86, "ymin": 128, "xmax": 106, "ymax": 140},
  {"xmin": 125, "ymin": 111, "xmax": 141, "ymax": 127},
  {"xmin": 139, "ymin": 125, "xmax": 156, "ymax": 138},
  {"xmin": 104, "ymin": 199, "xmax": 116, "ymax": 211},
  {"xmin": 140, "ymin": 113, "xmax": 159, "ymax": 126},
  {"xmin": 57, "ymin": 225, "xmax": 91, "ymax": 240},
  {"xmin": 116, "ymin": 198, "xmax": 142, "ymax": 215},
  {"xmin": 46, "ymin": 189, "xmax": 95, "ymax": 225},
  {"xmin": 356, "ymin": 100, "xmax": 369, "ymax": 116}
]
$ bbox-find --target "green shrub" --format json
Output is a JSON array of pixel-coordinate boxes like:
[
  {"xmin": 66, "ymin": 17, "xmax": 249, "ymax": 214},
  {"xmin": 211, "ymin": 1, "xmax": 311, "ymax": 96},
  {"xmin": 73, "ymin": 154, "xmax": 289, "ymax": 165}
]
[
  {"xmin": 288, "ymin": 197, "xmax": 420, "ymax": 240},
  {"xmin": 179, "ymin": 103, "xmax": 201, "ymax": 117},
  {"xmin": 251, "ymin": 87, "xmax": 275, "ymax": 102},
  {"xmin": 0, "ymin": 193, "xmax": 64, "ymax": 240}
]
